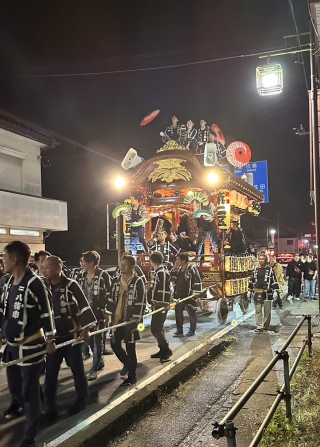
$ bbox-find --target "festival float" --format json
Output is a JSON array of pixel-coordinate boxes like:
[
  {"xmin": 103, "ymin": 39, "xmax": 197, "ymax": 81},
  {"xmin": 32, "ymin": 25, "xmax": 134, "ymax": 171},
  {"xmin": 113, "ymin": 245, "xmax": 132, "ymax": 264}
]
[{"xmin": 112, "ymin": 121, "xmax": 264, "ymax": 324}]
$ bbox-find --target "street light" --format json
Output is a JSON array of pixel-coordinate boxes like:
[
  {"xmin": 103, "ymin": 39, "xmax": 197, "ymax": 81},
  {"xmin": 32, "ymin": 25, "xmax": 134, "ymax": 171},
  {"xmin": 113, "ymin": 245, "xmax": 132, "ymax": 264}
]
[
  {"xmin": 256, "ymin": 63, "xmax": 284, "ymax": 96},
  {"xmin": 255, "ymin": 25, "xmax": 320, "ymax": 313},
  {"xmin": 267, "ymin": 228, "xmax": 276, "ymax": 249}
]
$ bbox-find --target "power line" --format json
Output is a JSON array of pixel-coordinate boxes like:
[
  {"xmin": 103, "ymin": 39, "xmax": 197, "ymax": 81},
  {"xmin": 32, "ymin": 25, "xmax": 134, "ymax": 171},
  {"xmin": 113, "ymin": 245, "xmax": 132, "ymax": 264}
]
[
  {"xmin": 255, "ymin": 215, "xmax": 299, "ymax": 234},
  {"xmin": 48, "ymin": 131, "xmax": 120, "ymax": 164},
  {"xmin": 47, "ymin": 92, "xmax": 306, "ymax": 163},
  {"xmin": 288, "ymin": 0, "xmax": 309, "ymax": 91},
  {"xmin": 231, "ymin": 100, "xmax": 306, "ymax": 133},
  {"xmin": 0, "ymin": 44, "xmax": 309, "ymax": 79},
  {"xmin": 0, "ymin": 33, "xmax": 288, "ymax": 74},
  {"xmin": 223, "ymin": 89, "xmax": 306, "ymax": 129}
]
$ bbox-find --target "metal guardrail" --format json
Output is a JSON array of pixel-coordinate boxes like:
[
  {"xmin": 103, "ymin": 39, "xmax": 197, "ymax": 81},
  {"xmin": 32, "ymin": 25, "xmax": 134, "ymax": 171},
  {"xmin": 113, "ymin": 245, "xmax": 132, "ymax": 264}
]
[{"xmin": 212, "ymin": 315, "xmax": 313, "ymax": 447}]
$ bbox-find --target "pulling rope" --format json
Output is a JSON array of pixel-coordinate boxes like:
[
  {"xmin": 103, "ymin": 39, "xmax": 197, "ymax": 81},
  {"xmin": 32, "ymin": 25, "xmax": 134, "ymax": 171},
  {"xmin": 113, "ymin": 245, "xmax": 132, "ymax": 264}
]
[{"xmin": 0, "ymin": 288, "xmax": 209, "ymax": 369}]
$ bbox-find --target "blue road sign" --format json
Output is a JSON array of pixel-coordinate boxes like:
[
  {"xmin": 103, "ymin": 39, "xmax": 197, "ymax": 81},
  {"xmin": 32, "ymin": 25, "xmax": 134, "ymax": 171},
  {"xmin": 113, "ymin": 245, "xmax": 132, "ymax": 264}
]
[{"xmin": 234, "ymin": 160, "xmax": 269, "ymax": 203}]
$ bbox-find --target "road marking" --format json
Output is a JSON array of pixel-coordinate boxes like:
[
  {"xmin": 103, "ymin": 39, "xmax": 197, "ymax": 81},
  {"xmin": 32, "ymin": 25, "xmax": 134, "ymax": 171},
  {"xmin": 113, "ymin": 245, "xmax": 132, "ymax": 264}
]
[{"xmin": 46, "ymin": 310, "xmax": 255, "ymax": 447}]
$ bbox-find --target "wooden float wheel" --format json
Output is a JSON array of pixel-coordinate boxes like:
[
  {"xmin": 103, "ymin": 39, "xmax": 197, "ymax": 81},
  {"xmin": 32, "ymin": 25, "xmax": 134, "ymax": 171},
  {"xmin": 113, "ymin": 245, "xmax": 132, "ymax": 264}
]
[
  {"xmin": 239, "ymin": 293, "xmax": 250, "ymax": 314},
  {"xmin": 216, "ymin": 297, "xmax": 229, "ymax": 325}
]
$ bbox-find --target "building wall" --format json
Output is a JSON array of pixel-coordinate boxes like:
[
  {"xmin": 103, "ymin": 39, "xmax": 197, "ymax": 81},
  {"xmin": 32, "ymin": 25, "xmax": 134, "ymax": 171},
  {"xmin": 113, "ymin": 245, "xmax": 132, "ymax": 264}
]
[
  {"xmin": 0, "ymin": 128, "xmax": 44, "ymax": 197},
  {"xmin": 274, "ymin": 237, "xmax": 298, "ymax": 254},
  {"xmin": 0, "ymin": 128, "xmax": 46, "ymax": 253},
  {"xmin": 0, "ymin": 228, "xmax": 44, "ymax": 254}
]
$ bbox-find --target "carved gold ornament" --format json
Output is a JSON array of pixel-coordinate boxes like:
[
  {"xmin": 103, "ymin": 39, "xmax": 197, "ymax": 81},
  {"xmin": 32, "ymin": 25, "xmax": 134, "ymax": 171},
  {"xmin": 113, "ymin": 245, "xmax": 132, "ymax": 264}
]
[
  {"xmin": 148, "ymin": 159, "xmax": 192, "ymax": 183},
  {"xmin": 201, "ymin": 272, "xmax": 222, "ymax": 282},
  {"xmin": 157, "ymin": 140, "xmax": 186, "ymax": 152}
]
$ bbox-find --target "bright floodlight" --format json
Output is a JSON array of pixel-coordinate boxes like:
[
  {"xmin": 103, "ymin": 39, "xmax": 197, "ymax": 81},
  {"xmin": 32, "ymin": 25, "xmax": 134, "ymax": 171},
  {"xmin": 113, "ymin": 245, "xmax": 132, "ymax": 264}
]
[
  {"xmin": 114, "ymin": 177, "xmax": 125, "ymax": 188},
  {"xmin": 261, "ymin": 73, "xmax": 278, "ymax": 88},
  {"xmin": 187, "ymin": 190, "xmax": 193, "ymax": 196},
  {"xmin": 207, "ymin": 172, "xmax": 219, "ymax": 184},
  {"xmin": 269, "ymin": 229, "xmax": 276, "ymax": 234},
  {"xmin": 256, "ymin": 63, "xmax": 283, "ymax": 96}
]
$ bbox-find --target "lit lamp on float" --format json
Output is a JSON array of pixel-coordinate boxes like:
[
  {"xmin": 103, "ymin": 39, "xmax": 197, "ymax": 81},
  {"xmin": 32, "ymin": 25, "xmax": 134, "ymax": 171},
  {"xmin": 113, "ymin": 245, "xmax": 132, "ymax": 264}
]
[
  {"xmin": 256, "ymin": 63, "xmax": 283, "ymax": 96},
  {"xmin": 207, "ymin": 172, "xmax": 219, "ymax": 185},
  {"xmin": 114, "ymin": 177, "xmax": 126, "ymax": 188}
]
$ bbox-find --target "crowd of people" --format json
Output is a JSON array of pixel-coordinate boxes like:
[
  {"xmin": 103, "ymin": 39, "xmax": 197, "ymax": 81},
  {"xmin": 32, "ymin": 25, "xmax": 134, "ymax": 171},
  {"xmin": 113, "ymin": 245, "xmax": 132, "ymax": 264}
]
[
  {"xmin": 124, "ymin": 192, "xmax": 249, "ymax": 259},
  {"xmin": 285, "ymin": 252, "xmax": 318, "ymax": 302},
  {"xmin": 248, "ymin": 251, "xmax": 318, "ymax": 334},
  {"xmin": 0, "ymin": 240, "xmax": 317, "ymax": 447},
  {"xmin": 0, "ymin": 242, "xmax": 203, "ymax": 447},
  {"xmin": 160, "ymin": 115, "xmax": 226, "ymax": 160}
]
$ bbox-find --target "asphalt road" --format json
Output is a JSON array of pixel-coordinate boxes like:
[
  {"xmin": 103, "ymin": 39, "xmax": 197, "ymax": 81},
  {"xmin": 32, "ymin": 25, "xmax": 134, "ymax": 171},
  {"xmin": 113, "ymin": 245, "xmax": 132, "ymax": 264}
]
[
  {"xmin": 106, "ymin": 328, "xmax": 281, "ymax": 447},
  {"xmin": 107, "ymin": 300, "xmax": 320, "ymax": 447}
]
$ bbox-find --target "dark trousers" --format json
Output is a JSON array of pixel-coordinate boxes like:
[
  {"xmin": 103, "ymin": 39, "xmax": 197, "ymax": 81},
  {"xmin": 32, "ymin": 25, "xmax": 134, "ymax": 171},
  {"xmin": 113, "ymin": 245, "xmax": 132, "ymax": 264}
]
[
  {"xmin": 151, "ymin": 310, "xmax": 169, "ymax": 352},
  {"xmin": 5, "ymin": 346, "xmax": 42, "ymax": 442},
  {"xmin": 288, "ymin": 277, "xmax": 301, "ymax": 298},
  {"xmin": 272, "ymin": 293, "xmax": 283, "ymax": 309},
  {"xmin": 82, "ymin": 341, "xmax": 90, "ymax": 358},
  {"xmin": 196, "ymin": 228, "xmax": 217, "ymax": 255},
  {"xmin": 130, "ymin": 227, "xmax": 148, "ymax": 255},
  {"xmin": 44, "ymin": 342, "xmax": 88, "ymax": 410},
  {"xmin": 111, "ymin": 326, "xmax": 137, "ymax": 379},
  {"xmin": 175, "ymin": 301, "xmax": 197, "ymax": 334},
  {"xmin": 89, "ymin": 322, "xmax": 105, "ymax": 372}
]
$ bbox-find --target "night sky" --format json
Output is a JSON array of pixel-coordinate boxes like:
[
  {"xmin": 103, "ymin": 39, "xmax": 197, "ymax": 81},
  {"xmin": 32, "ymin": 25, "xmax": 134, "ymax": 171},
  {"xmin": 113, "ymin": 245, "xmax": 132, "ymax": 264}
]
[{"xmin": 0, "ymin": 0, "xmax": 314, "ymax": 259}]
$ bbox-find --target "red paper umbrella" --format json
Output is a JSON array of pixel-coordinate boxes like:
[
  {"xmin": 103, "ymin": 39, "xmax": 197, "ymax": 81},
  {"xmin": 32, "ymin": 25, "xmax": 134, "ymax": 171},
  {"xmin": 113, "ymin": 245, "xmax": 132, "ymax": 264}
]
[
  {"xmin": 226, "ymin": 141, "xmax": 252, "ymax": 168},
  {"xmin": 211, "ymin": 124, "xmax": 226, "ymax": 145},
  {"xmin": 140, "ymin": 109, "xmax": 160, "ymax": 126}
]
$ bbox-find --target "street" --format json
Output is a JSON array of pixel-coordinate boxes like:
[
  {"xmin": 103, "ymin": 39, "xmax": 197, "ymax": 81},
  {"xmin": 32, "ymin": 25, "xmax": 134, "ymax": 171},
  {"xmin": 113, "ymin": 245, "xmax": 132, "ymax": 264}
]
[
  {"xmin": 0, "ymin": 301, "xmax": 252, "ymax": 447},
  {"xmin": 107, "ymin": 300, "xmax": 320, "ymax": 447},
  {"xmin": 0, "ymin": 296, "xmax": 318, "ymax": 447}
]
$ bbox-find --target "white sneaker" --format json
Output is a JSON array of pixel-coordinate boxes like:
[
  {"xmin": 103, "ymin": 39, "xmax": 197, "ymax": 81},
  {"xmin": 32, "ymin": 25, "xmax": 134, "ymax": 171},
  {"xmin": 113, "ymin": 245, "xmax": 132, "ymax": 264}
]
[
  {"xmin": 294, "ymin": 297, "xmax": 300, "ymax": 301},
  {"xmin": 287, "ymin": 295, "xmax": 293, "ymax": 302}
]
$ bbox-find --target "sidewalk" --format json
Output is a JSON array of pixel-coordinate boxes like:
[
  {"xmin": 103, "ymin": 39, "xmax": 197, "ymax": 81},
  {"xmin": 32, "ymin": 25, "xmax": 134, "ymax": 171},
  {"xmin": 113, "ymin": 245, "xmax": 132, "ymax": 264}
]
[
  {"xmin": 97, "ymin": 295, "xmax": 320, "ymax": 447},
  {"xmin": 240, "ymin": 288, "xmax": 320, "ymax": 332}
]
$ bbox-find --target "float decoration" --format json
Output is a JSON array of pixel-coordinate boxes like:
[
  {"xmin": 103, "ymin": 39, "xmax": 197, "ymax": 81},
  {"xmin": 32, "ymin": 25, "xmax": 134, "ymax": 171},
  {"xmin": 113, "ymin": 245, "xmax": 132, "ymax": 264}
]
[
  {"xmin": 216, "ymin": 190, "xmax": 231, "ymax": 230},
  {"xmin": 111, "ymin": 116, "xmax": 265, "ymax": 321},
  {"xmin": 130, "ymin": 217, "xmax": 151, "ymax": 227},
  {"xmin": 193, "ymin": 210, "xmax": 214, "ymax": 219},
  {"xmin": 183, "ymin": 192, "xmax": 206, "ymax": 204},
  {"xmin": 140, "ymin": 109, "xmax": 160, "ymax": 126},
  {"xmin": 248, "ymin": 200, "xmax": 261, "ymax": 216},
  {"xmin": 211, "ymin": 124, "xmax": 226, "ymax": 146},
  {"xmin": 226, "ymin": 141, "xmax": 252, "ymax": 168},
  {"xmin": 112, "ymin": 204, "xmax": 130, "ymax": 219},
  {"xmin": 148, "ymin": 159, "xmax": 192, "ymax": 183},
  {"xmin": 157, "ymin": 140, "xmax": 185, "ymax": 152}
]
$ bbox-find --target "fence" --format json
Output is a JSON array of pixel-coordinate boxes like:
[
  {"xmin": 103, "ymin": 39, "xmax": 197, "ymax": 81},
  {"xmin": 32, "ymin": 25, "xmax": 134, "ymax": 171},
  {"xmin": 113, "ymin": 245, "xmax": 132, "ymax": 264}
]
[{"xmin": 212, "ymin": 315, "xmax": 312, "ymax": 447}]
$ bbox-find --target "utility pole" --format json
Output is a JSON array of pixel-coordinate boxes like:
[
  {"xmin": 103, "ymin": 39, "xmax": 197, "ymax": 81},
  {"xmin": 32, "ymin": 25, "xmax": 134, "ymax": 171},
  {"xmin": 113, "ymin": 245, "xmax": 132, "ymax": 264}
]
[
  {"xmin": 277, "ymin": 212, "xmax": 280, "ymax": 253},
  {"xmin": 309, "ymin": 25, "xmax": 320, "ymax": 313}
]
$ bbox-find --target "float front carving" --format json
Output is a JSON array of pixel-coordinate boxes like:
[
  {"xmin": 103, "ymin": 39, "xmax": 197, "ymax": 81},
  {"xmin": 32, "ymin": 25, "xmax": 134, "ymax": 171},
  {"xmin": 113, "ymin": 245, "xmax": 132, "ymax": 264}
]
[{"xmin": 148, "ymin": 159, "xmax": 192, "ymax": 183}]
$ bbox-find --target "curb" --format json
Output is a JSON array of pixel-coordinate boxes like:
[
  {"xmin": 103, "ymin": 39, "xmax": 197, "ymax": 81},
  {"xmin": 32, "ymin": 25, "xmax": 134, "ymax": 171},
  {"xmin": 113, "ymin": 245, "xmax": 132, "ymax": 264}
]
[{"xmin": 56, "ymin": 337, "xmax": 230, "ymax": 447}]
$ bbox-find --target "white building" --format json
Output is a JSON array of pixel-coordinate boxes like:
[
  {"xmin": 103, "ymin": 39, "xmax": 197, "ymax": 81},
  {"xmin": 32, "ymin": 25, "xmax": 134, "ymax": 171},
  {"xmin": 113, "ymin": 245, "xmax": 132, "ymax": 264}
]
[
  {"xmin": 0, "ymin": 109, "xmax": 68, "ymax": 254},
  {"xmin": 274, "ymin": 237, "xmax": 298, "ymax": 254}
]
